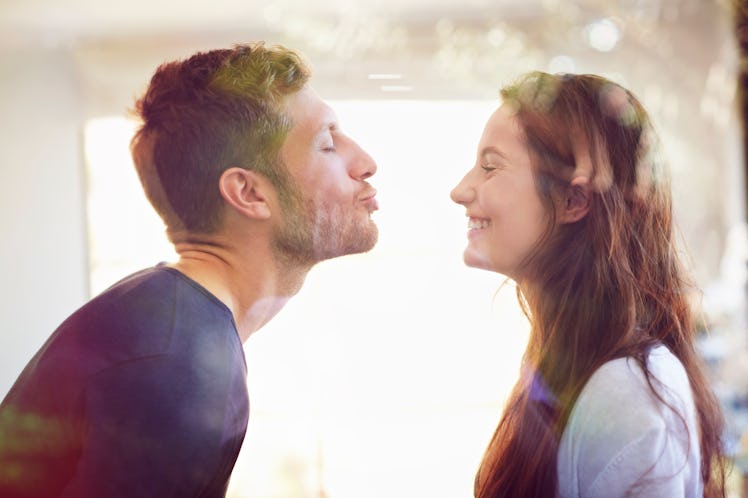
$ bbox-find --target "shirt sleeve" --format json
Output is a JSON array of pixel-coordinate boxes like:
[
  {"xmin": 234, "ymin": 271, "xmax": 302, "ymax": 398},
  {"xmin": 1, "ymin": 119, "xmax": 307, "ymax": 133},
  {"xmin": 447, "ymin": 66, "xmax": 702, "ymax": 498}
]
[
  {"xmin": 59, "ymin": 355, "xmax": 235, "ymax": 498},
  {"xmin": 557, "ymin": 353, "xmax": 698, "ymax": 498},
  {"xmin": 583, "ymin": 423, "xmax": 689, "ymax": 498}
]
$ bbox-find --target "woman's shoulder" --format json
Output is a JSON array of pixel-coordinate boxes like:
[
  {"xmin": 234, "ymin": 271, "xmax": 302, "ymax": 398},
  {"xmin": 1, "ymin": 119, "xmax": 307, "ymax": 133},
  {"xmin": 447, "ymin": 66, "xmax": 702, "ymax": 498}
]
[
  {"xmin": 580, "ymin": 345, "xmax": 692, "ymax": 416},
  {"xmin": 567, "ymin": 345, "xmax": 694, "ymax": 447},
  {"xmin": 556, "ymin": 345, "xmax": 701, "ymax": 498},
  {"xmin": 562, "ymin": 348, "xmax": 676, "ymax": 451}
]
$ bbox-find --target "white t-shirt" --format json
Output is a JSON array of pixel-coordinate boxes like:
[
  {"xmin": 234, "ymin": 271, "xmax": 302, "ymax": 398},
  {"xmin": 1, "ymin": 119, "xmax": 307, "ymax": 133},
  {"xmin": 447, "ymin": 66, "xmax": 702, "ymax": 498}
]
[{"xmin": 556, "ymin": 345, "xmax": 702, "ymax": 498}]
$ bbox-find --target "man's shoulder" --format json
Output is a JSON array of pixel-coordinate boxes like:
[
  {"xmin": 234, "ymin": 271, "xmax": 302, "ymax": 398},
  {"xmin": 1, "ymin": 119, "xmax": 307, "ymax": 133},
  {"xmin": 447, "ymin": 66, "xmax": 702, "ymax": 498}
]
[
  {"xmin": 93, "ymin": 264, "xmax": 180, "ymax": 304},
  {"xmin": 4, "ymin": 264, "xmax": 243, "ymax": 405},
  {"xmin": 66, "ymin": 266, "xmax": 181, "ymax": 346},
  {"xmin": 33, "ymin": 265, "xmax": 228, "ymax": 370},
  {"xmin": 94, "ymin": 265, "xmax": 231, "ymax": 323}
]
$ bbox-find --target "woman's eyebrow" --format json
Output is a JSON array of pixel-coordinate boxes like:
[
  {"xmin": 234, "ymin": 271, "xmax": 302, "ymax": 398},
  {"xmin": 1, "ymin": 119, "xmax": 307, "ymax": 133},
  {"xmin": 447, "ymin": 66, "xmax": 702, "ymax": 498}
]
[{"xmin": 480, "ymin": 146, "xmax": 508, "ymax": 159}]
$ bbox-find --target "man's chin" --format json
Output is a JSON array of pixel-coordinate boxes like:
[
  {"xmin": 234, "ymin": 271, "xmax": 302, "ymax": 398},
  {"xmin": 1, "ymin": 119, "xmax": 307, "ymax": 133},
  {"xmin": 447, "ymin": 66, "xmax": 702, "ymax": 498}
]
[
  {"xmin": 352, "ymin": 224, "xmax": 379, "ymax": 254},
  {"xmin": 275, "ymin": 217, "xmax": 379, "ymax": 266},
  {"xmin": 327, "ymin": 225, "xmax": 379, "ymax": 260}
]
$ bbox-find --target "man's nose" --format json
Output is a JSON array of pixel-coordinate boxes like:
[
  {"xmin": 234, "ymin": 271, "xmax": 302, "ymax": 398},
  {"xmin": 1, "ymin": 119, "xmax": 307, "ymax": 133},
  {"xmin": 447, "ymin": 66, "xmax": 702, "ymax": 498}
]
[{"xmin": 349, "ymin": 141, "xmax": 377, "ymax": 181}]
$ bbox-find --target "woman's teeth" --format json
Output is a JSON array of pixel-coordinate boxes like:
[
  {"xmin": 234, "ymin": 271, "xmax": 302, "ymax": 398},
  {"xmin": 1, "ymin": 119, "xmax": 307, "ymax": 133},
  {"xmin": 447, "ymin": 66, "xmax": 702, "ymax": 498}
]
[{"xmin": 468, "ymin": 218, "xmax": 490, "ymax": 229}]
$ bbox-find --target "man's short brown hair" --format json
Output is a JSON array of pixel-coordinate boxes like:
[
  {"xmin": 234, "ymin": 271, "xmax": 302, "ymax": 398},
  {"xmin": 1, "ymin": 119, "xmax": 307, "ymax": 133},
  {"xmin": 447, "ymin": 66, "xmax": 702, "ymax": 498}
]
[{"xmin": 130, "ymin": 42, "xmax": 311, "ymax": 237}]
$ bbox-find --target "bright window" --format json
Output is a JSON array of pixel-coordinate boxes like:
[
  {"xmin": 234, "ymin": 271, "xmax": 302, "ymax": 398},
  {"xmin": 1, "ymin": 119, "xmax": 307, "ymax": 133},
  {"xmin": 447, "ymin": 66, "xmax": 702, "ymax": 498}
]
[{"xmin": 84, "ymin": 100, "xmax": 532, "ymax": 498}]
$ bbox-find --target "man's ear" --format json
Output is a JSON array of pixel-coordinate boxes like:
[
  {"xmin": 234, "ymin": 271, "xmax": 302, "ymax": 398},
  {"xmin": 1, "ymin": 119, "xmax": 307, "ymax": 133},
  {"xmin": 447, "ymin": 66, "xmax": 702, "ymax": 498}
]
[
  {"xmin": 559, "ymin": 176, "xmax": 591, "ymax": 224},
  {"xmin": 218, "ymin": 167, "xmax": 272, "ymax": 220}
]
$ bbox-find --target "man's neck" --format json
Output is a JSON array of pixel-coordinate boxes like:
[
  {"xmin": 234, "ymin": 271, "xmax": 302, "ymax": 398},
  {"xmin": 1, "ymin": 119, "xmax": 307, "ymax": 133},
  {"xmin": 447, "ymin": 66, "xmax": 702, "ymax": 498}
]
[{"xmin": 170, "ymin": 242, "xmax": 309, "ymax": 343}]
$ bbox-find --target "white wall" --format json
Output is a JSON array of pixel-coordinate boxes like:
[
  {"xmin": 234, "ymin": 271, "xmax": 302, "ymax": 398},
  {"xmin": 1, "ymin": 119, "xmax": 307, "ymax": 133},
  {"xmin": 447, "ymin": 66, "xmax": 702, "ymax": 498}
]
[{"xmin": 0, "ymin": 46, "xmax": 89, "ymax": 397}]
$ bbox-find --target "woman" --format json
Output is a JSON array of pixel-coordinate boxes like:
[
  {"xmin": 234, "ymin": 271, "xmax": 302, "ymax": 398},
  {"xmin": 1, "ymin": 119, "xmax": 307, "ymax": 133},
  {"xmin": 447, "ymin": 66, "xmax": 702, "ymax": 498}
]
[{"xmin": 450, "ymin": 72, "xmax": 726, "ymax": 497}]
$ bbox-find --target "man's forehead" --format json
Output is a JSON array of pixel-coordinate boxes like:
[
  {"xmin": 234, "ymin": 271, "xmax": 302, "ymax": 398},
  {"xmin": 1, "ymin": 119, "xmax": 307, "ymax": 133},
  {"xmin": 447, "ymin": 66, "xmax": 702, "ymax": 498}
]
[{"xmin": 287, "ymin": 85, "xmax": 337, "ymax": 130}]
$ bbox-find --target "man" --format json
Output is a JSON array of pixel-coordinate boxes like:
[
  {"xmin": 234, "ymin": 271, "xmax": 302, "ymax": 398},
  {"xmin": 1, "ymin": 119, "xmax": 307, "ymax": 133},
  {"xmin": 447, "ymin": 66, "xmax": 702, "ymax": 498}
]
[{"xmin": 0, "ymin": 42, "xmax": 378, "ymax": 497}]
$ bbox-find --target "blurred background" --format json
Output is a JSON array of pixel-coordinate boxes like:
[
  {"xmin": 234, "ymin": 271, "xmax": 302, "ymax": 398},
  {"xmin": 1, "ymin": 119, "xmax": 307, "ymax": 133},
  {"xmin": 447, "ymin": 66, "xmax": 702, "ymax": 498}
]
[{"xmin": 1, "ymin": 0, "xmax": 747, "ymax": 496}]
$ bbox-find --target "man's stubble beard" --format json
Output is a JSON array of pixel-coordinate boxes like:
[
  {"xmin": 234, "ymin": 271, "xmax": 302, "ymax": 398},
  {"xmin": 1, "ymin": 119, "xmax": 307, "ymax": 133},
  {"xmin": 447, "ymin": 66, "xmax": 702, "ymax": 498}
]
[{"xmin": 271, "ymin": 188, "xmax": 378, "ymax": 270}]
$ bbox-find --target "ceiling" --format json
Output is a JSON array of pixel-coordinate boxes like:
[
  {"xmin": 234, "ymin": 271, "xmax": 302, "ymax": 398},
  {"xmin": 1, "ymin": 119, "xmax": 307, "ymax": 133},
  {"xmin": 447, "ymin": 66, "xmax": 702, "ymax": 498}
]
[
  {"xmin": 0, "ymin": 0, "xmax": 539, "ymax": 36},
  {"xmin": 0, "ymin": 0, "xmax": 734, "ymax": 101}
]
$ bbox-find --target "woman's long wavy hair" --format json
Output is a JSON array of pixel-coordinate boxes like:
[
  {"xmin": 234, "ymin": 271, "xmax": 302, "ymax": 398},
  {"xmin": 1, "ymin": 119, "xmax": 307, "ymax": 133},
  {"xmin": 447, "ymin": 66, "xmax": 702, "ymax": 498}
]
[{"xmin": 474, "ymin": 72, "xmax": 726, "ymax": 497}]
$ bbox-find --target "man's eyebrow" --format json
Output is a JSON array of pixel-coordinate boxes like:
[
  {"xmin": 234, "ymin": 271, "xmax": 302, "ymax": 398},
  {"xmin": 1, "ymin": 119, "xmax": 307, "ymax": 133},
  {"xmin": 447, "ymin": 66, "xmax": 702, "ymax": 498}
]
[{"xmin": 316, "ymin": 121, "xmax": 339, "ymax": 135}]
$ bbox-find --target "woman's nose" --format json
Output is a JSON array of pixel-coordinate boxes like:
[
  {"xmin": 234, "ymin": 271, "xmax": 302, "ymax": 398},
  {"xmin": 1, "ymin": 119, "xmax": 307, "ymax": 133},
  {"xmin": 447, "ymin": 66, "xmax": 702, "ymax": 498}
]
[{"xmin": 450, "ymin": 173, "xmax": 474, "ymax": 205}]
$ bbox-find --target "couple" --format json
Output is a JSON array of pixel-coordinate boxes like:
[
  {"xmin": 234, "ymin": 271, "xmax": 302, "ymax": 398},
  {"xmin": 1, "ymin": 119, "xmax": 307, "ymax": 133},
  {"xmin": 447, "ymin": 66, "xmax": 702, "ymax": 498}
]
[{"xmin": 0, "ymin": 43, "xmax": 727, "ymax": 497}]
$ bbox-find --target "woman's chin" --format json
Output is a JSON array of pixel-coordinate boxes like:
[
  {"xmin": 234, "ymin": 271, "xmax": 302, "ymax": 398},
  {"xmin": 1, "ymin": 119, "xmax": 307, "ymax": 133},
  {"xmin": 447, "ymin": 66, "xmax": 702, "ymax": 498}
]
[{"xmin": 463, "ymin": 250, "xmax": 495, "ymax": 272}]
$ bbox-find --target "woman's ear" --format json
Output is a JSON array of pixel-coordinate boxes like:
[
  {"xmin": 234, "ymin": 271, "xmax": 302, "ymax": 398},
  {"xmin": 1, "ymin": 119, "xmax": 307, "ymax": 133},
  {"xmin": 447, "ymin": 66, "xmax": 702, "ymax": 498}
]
[
  {"xmin": 559, "ymin": 176, "xmax": 591, "ymax": 224},
  {"xmin": 218, "ymin": 167, "xmax": 272, "ymax": 220}
]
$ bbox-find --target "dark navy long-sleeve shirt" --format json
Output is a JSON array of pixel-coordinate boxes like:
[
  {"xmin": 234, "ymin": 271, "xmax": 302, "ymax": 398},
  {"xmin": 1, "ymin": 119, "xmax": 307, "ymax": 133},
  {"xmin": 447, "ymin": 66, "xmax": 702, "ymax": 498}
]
[{"xmin": 0, "ymin": 265, "xmax": 249, "ymax": 497}]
